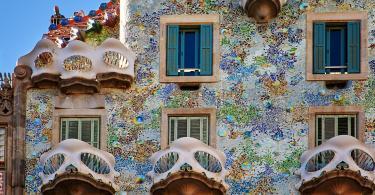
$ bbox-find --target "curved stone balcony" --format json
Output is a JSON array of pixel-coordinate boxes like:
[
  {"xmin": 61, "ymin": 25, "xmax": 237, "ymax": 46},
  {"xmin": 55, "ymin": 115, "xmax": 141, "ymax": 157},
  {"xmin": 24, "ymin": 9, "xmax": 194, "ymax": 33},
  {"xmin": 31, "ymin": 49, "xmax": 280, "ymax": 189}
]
[
  {"xmin": 148, "ymin": 137, "xmax": 229, "ymax": 194},
  {"xmin": 296, "ymin": 135, "xmax": 375, "ymax": 194},
  {"xmin": 39, "ymin": 139, "xmax": 120, "ymax": 194},
  {"xmin": 241, "ymin": 0, "xmax": 287, "ymax": 23},
  {"xmin": 17, "ymin": 38, "xmax": 136, "ymax": 94}
]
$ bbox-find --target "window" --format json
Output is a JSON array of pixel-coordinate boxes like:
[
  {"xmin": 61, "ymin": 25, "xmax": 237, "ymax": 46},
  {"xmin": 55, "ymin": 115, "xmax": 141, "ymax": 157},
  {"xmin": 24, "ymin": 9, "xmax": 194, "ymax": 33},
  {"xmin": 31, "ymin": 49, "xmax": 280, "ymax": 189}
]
[
  {"xmin": 60, "ymin": 118, "xmax": 100, "ymax": 148},
  {"xmin": 0, "ymin": 128, "xmax": 4, "ymax": 162},
  {"xmin": 315, "ymin": 115, "xmax": 357, "ymax": 146},
  {"xmin": 161, "ymin": 108, "xmax": 216, "ymax": 149},
  {"xmin": 308, "ymin": 106, "xmax": 365, "ymax": 149},
  {"xmin": 167, "ymin": 25, "xmax": 213, "ymax": 77},
  {"xmin": 160, "ymin": 15, "xmax": 220, "ymax": 83},
  {"xmin": 169, "ymin": 116, "xmax": 209, "ymax": 144},
  {"xmin": 306, "ymin": 12, "xmax": 368, "ymax": 81},
  {"xmin": 313, "ymin": 22, "xmax": 360, "ymax": 74}
]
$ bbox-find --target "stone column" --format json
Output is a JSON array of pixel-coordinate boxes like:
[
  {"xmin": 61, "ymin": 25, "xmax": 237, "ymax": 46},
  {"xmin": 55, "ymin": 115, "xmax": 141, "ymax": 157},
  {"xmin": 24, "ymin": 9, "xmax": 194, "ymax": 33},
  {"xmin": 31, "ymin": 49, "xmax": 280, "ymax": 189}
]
[{"xmin": 11, "ymin": 65, "xmax": 32, "ymax": 195}]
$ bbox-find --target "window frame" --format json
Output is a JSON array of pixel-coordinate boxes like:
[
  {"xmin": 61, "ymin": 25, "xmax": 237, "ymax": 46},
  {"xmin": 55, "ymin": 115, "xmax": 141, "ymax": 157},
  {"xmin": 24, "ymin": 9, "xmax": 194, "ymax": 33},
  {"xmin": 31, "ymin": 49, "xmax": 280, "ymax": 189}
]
[
  {"xmin": 315, "ymin": 114, "xmax": 357, "ymax": 146},
  {"xmin": 161, "ymin": 108, "xmax": 216, "ymax": 149},
  {"xmin": 53, "ymin": 108, "xmax": 107, "ymax": 150},
  {"xmin": 0, "ymin": 126, "xmax": 5, "ymax": 167},
  {"xmin": 168, "ymin": 116, "xmax": 209, "ymax": 144},
  {"xmin": 308, "ymin": 106, "xmax": 365, "ymax": 149},
  {"xmin": 60, "ymin": 117, "xmax": 101, "ymax": 148},
  {"xmin": 306, "ymin": 12, "xmax": 368, "ymax": 81},
  {"xmin": 160, "ymin": 14, "xmax": 220, "ymax": 83}
]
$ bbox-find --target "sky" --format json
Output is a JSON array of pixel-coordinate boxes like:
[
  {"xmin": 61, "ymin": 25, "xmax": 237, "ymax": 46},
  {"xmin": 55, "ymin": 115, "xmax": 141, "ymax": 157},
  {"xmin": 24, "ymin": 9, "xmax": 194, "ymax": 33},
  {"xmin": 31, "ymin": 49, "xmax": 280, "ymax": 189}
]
[{"xmin": 0, "ymin": 0, "xmax": 104, "ymax": 73}]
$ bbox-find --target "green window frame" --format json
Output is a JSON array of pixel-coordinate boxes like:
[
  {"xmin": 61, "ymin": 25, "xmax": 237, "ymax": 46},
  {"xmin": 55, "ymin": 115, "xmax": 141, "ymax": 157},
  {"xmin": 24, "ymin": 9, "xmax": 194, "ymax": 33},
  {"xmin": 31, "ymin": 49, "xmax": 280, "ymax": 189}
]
[
  {"xmin": 60, "ymin": 118, "xmax": 100, "ymax": 148},
  {"xmin": 315, "ymin": 115, "xmax": 357, "ymax": 146},
  {"xmin": 166, "ymin": 24, "xmax": 213, "ymax": 77},
  {"xmin": 168, "ymin": 116, "xmax": 209, "ymax": 144},
  {"xmin": 313, "ymin": 21, "xmax": 361, "ymax": 74}
]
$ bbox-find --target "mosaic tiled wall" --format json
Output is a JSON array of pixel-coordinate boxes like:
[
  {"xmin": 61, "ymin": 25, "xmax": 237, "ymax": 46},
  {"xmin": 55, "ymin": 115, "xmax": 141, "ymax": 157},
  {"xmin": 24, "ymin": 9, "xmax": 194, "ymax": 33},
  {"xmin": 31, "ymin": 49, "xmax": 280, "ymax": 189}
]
[{"xmin": 25, "ymin": 0, "xmax": 375, "ymax": 194}]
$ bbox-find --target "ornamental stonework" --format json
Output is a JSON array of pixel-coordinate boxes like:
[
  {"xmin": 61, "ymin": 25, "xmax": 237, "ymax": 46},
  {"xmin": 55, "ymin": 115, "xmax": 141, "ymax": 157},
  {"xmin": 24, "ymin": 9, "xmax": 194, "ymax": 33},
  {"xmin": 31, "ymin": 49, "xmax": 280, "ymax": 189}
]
[
  {"xmin": 34, "ymin": 52, "xmax": 54, "ymax": 69},
  {"xmin": 0, "ymin": 73, "xmax": 13, "ymax": 116},
  {"xmin": 103, "ymin": 51, "xmax": 129, "ymax": 69},
  {"xmin": 63, "ymin": 55, "xmax": 92, "ymax": 72}
]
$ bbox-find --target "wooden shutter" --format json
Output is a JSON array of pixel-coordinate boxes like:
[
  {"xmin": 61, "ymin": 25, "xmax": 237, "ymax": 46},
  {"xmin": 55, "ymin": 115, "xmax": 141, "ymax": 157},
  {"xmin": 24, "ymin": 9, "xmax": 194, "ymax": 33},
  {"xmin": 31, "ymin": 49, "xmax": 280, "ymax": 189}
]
[
  {"xmin": 313, "ymin": 22, "xmax": 326, "ymax": 74},
  {"xmin": 61, "ymin": 120, "xmax": 67, "ymax": 140},
  {"xmin": 93, "ymin": 119, "xmax": 99, "ymax": 148},
  {"xmin": 68, "ymin": 120, "xmax": 79, "ymax": 139},
  {"xmin": 190, "ymin": 118, "xmax": 201, "ymax": 140},
  {"xmin": 202, "ymin": 118, "xmax": 208, "ymax": 144},
  {"xmin": 347, "ymin": 21, "xmax": 360, "ymax": 73},
  {"xmin": 81, "ymin": 120, "xmax": 92, "ymax": 144},
  {"xmin": 324, "ymin": 117, "xmax": 335, "ymax": 141},
  {"xmin": 177, "ymin": 118, "xmax": 188, "ymax": 139},
  {"xmin": 167, "ymin": 25, "xmax": 179, "ymax": 76},
  {"xmin": 200, "ymin": 24, "xmax": 213, "ymax": 76}
]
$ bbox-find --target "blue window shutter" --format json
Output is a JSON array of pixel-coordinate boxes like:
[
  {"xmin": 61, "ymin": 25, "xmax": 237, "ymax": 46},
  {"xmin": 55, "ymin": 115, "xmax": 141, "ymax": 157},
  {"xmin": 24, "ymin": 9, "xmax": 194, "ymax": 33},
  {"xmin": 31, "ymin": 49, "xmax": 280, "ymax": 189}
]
[
  {"xmin": 347, "ymin": 21, "xmax": 360, "ymax": 73},
  {"xmin": 200, "ymin": 24, "xmax": 213, "ymax": 76},
  {"xmin": 167, "ymin": 25, "xmax": 179, "ymax": 76},
  {"xmin": 313, "ymin": 22, "xmax": 326, "ymax": 74}
]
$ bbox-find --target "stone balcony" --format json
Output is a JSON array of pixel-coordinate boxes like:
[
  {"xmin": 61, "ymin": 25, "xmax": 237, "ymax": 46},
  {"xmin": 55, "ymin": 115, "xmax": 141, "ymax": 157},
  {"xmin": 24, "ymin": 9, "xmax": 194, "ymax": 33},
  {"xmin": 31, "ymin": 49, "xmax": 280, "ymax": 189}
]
[
  {"xmin": 148, "ymin": 137, "xmax": 229, "ymax": 195},
  {"xmin": 241, "ymin": 0, "xmax": 287, "ymax": 23},
  {"xmin": 39, "ymin": 139, "xmax": 119, "ymax": 194},
  {"xmin": 17, "ymin": 38, "xmax": 136, "ymax": 94},
  {"xmin": 296, "ymin": 135, "xmax": 375, "ymax": 194}
]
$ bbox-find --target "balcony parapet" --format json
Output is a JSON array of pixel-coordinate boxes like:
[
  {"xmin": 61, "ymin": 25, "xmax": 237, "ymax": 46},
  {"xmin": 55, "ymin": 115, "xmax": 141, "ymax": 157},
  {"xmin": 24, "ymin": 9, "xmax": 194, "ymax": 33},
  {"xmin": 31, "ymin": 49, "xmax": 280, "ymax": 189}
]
[
  {"xmin": 17, "ymin": 38, "xmax": 135, "ymax": 94},
  {"xmin": 39, "ymin": 139, "xmax": 119, "ymax": 194},
  {"xmin": 148, "ymin": 137, "xmax": 229, "ymax": 194},
  {"xmin": 241, "ymin": 0, "xmax": 287, "ymax": 23},
  {"xmin": 296, "ymin": 135, "xmax": 375, "ymax": 193}
]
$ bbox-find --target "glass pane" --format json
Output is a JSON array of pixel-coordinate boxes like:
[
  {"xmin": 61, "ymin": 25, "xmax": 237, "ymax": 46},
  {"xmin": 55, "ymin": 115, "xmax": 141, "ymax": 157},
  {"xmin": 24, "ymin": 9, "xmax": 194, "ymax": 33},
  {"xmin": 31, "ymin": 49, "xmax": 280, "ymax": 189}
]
[
  {"xmin": 169, "ymin": 118, "xmax": 175, "ymax": 143},
  {"xmin": 81, "ymin": 121, "xmax": 92, "ymax": 143},
  {"xmin": 203, "ymin": 118, "xmax": 208, "ymax": 144},
  {"xmin": 68, "ymin": 121, "xmax": 79, "ymax": 139},
  {"xmin": 338, "ymin": 117, "xmax": 349, "ymax": 135},
  {"xmin": 329, "ymin": 29, "xmax": 343, "ymax": 67},
  {"xmin": 177, "ymin": 119, "xmax": 188, "ymax": 139},
  {"xmin": 190, "ymin": 119, "xmax": 201, "ymax": 140},
  {"xmin": 324, "ymin": 117, "xmax": 335, "ymax": 140},
  {"xmin": 184, "ymin": 32, "xmax": 198, "ymax": 69},
  {"xmin": 61, "ymin": 121, "xmax": 66, "ymax": 140}
]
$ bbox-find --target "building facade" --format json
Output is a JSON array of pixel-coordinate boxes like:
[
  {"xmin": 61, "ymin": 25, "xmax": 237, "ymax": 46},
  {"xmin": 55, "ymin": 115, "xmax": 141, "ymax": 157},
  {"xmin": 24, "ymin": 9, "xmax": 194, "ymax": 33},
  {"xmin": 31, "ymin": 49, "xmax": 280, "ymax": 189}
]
[{"xmin": 1, "ymin": 0, "xmax": 375, "ymax": 194}]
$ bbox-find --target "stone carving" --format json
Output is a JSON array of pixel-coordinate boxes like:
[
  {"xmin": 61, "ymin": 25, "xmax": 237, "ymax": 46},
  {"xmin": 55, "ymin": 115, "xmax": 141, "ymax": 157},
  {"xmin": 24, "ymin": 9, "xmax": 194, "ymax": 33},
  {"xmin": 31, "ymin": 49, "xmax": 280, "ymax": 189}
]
[
  {"xmin": 39, "ymin": 139, "xmax": 119, "ymax": 192},
  {"xmin": 63, "ymin": 55, "xmax": 93, "ymax": 72},
  {"xmin": 148, "ymin": 137, "xmax": 229, "ymax": 189},
  {"xmin": 0, "ymin": 73, "xmax": 13, "ymax": 116},
  {"xmin": 34, "ymin": 52, "xmax": 54, "ymax": 69},
  {"xmin": 296, "ymin": 135, "xmax": 375, "ymax": 193},
  {"xmin": 103, "ymin": 51, "xmax": 129, "ymax": 69},
  {"xmin": 241, "ymin": 0, "xmax": 287, "ymax": 23}
]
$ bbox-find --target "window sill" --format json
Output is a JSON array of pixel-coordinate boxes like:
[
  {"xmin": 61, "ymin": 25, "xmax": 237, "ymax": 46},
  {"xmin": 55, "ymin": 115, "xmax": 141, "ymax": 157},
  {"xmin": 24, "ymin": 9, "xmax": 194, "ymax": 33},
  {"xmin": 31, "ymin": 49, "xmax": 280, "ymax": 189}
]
[
  {"xmin": 306, "ymin": 72, "xmax": 368, "ymax": 81},
  {"xmin": 159, "ymin": 75, "xmax": 219, "ymax": 83}
]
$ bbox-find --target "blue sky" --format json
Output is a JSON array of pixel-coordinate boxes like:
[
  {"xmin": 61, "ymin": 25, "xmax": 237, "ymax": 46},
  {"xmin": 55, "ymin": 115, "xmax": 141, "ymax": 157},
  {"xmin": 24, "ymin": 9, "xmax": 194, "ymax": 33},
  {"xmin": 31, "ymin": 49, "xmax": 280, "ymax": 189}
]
[{"xmin": 0, "ymin": 0, "xmax": 104, "ymax": 73}]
